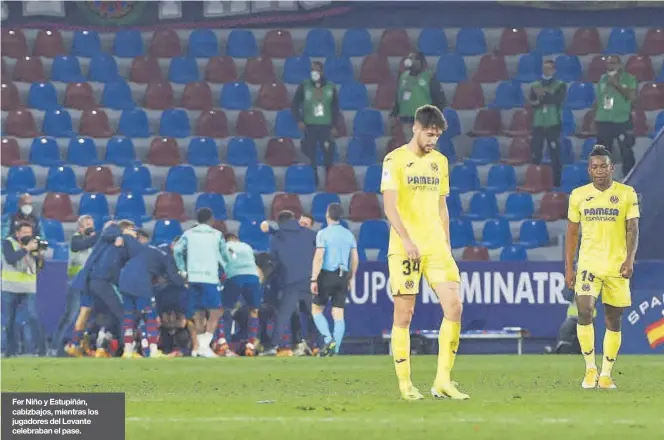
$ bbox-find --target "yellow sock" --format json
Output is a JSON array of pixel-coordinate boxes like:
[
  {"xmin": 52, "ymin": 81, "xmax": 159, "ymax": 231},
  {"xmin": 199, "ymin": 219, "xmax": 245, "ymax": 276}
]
[
  {"xmin": 391, "ymin": 326, "xmax": 411, "ymax": 388},
  {"xmin": 601, "ymin": 330, "xmax": 621, "ymax": 377},
  {"xmin": 435, "ymin": 319, "xmax": 461, "ymax": 386},
  {"xmin": 577, "ymin": 323, "xmax": 596, "ymax": 369}
]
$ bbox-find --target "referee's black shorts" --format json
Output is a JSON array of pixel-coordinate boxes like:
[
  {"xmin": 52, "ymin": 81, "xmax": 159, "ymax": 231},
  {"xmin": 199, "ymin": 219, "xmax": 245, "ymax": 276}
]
[{"xmin": 313, "ymin": 269, "xmax": 349, "ymax": 309}]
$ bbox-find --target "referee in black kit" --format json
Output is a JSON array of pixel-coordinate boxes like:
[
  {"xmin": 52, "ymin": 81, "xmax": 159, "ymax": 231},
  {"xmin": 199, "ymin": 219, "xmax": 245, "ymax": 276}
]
[{"xmin": 310, "ymin": 203, "xmax": 359, "ymax": 356}]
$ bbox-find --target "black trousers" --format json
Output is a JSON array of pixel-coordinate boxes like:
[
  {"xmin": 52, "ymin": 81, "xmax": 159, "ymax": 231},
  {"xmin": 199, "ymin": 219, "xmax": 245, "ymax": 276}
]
[
  {"xmin": 301, "ymin": 124, "xmax": 335, "ymax": 186},
  {"xmin": 531, "ymin": 125, "xmax": 562, "ymax": 187},
  {"xmin": 596, "ymin": 121, "xmax": 636, "ymax": 176},
  {"xmin": 270, "ymin": 282, "xmax": 313, "ymax": 348},
  {"xmin": 314, "ymin": 269, "xmax": 349, "ymax": 309},
  {"xmin": 88, "ymin": 279, "xmax": 123, "ymax": 339}
]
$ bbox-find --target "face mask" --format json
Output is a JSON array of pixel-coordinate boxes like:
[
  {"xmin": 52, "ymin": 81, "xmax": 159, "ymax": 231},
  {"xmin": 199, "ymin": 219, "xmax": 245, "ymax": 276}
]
[
  {"xmin": 310, "ymin": 71, "xmax": 321, "ymax": 82},
  {"xmin": 403, "ymin": 58, "xmax": 413, "ymax": 68},
  {"xmin": 542, "ymin": 74, "xmax": 553, "ymax": 81},
  {"xmin": 21, "ymin": 205, "xmax": 33, "ymax": 216},
  {"xmin": 607, "ymin": 69, "xmax": 618, "ymax": 76}
]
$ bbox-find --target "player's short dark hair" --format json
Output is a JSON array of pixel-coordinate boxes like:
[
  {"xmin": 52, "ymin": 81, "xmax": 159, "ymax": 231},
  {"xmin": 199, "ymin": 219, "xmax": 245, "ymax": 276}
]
[
  {"xmin": 414, "ymin": 105, "xmax": 446, "ymax": 131},
  {"xmin": 117, "ymin": 219, "xmax": 135, "ymax": 231},
  {"xmin": 589, "ymin": 144, "xmax": 612, "ymax": 161},
  {"xmin": 15, "ymin": 222, "xmax": 33, "ymax": 232},
  {"xmin": 300, "ymin": 212, "xmax": 314, "ymax": 223},
  {"xmin": 327, "ymin": 203, "xmax": 343, "ymax": 221},
  {"xmin": 312, "ymin": 60, "xmax": 323, "ymax": 70},
  {"xmin": 277, "ymin": 210, "xmax": 295, "ymax": 223},
  {"xmin": 196, "ymin": 207, "xmax": 214, "ymax": 224},
  {"xmin": 224, "ymin": 233, "xmax": 238, "ymax": 241},
  {"xmin": 136, "ymin": 229, "xmax": 149, "ymax": 240}
]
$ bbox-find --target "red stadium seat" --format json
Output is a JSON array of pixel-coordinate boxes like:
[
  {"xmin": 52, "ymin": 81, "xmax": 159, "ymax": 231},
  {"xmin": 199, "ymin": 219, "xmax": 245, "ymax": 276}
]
[
  {"xmin": 271, "ymin": 194, "xmax": 303, "ymax": 220},
  {"xmin": 359, "ymin": 54, "xmax": 390, "ymax": 84},
  {"xmin": 262, "ymin": 30, "xmax": 294, "ymax": 58},
  {"xmin": 79, "ymin": 109, "xmax": 113, "ymax": 138},
  {"xmin": 147, "ymin": 137, "xmax": 182, "ymax": 166},
  {"xmin": 1, "ymin": 138, "xmax": 26, "ymax": 166},
  {"xmin": 626, "ymin": 55, "xmax": 655, "ymax": 82},
  {"xmin": 325, "ymin": 164, "xmax": 358, "ymax": 194},
  {"xmin": 568, "ymin": 27, "xmax": 602, "ymax": 55},
  {"xmin": 13, "ymin": 56, "xmax": 46, "ymax": 83},
  {"xmin": 257, "ymin": 82, "xmax": 289, "ymax": 111},
  {"xmin": 504, "ymin": 108, "xmax": 533, "ymax": 137},
  {"xmin": 5, "ymin": 110, "xmax": 40, "ymax": 138},
  {"xmin": 42, "ymin": 193, "xmax": 76, "ymax": 222},
  {"xmin": 181, "ymin": 82, "xmax": 214, "ymax": 110},
  {"xmin": 149, "ymin": 29, "xmax": 182, "ymax": 58},
  {"xmin": 640, "ymin": 28, "xmax": 664, "ymax": 56},
  {"xmin": 83, "ymin": 166, "xmax": 119, "ymax": 194},
  {"xmin": 473, "ymin": 54, "xmax": 508, "ymax": 83},
  {"xmin": 154, "ymin": 193, "xmax": 187, "ymax": 221},
  {"xmin": 33, "ymin": 30, "xmax": 66, "ymax": 57},
  {"xmin": 451, "ymin": 82, "xmax": 485, "ymax": 109},
  {"xmin": 462, "ymin": 246, "xmax": 490, "ymax": 261},
  {"xmin": 265, "ymin": 137, "xmax": 296, "ymax": 166},
  {"xmin": 632, "ymin": 110, "xmax": 649, "ymax": 137},
  {"xmin": 212, "ymin": 220, "xmax": 228, "ymax": 235},
  {"xmin": 196, "ymin": 110, "xmax": 229, "ymax": 138},
  {"xmin": 499, "ymin": 28, "xmax": 529, "ymax": 55},
  {"xmin": 348, "ymin": 192, "xmax": 382, "ymax": 221},
  {"xmin": 502, "ymin": 137, "xmax": 532, "ymax": 166},
  {"xmin": 585, "ymin": 55, "xmax": 608, "ymax": 82},
  {"xmin": 373, "ymin": 79, "xmax": 397, "ymax": 110},
  {"xmin": 535, "ymin": 192, "xmax": 568, "ymax": 221},
  {"xmin": 236, "ymin": 110, "xmax": 268, "ymax": 138},
  {"xmin": 130, "ymin": 56, "xmax": 163, "ymax": 84},
  {"xmin": 205, "ymin": 56, "xmax": 238, "ymax": 83},
  {"xmin": 518, "ymin": 164, "xmax": 554, "ymax": 193},
  {"xmin": 64, "ymin": 82, "xmax": 96, "ymax": 110},
  {"xmin": 2, "ymin": 28, "xmax": 28, "ymax": 58},
  {"xmin": 204, "ymin": 166, "xmax": 237, "ymax": 194},
  {"xmin": 387, "ymin": 134, "xmax": 407, "ymax": 154},
  {"xmin": 243, "ymin": 57, "xmax": 277, "ymax": 85},
  {"xmin": 636, "ymin": 83, "xmax": 664, "ymax": 110},
  {"xmin": 470, "ymin": 109, "xmax": 502, "ymax": 137},
  {"xmin": 144, "ymin": 81, "xmax": 175, "ymax": 110},
  {"xmin": 378, "ymin": 29, "xmax": 411, "ymax": 57},
  {"xmin": 577, "ymin": 110, "xmax": 597, "ymax": 138},
  {"xmin": 1, "ymin": 82, "xmax": 20, "ymax": 111}
]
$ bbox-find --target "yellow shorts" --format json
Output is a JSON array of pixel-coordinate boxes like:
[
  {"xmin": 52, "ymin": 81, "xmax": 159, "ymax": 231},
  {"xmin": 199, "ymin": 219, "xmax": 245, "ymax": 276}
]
[
  {"xmin": 574, "ymin": 266, "xmax": 631, "ymax": 308},
  {"xmin": 388, "ymin": 254, "xmax": 460, "ymax": 295}
]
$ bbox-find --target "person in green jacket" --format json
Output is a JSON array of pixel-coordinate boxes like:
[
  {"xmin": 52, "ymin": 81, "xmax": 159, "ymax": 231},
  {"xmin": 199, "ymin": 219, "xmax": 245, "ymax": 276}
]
[{"xmin": 594, "ymin": 55, "xmax": 638, "ymax": 177}]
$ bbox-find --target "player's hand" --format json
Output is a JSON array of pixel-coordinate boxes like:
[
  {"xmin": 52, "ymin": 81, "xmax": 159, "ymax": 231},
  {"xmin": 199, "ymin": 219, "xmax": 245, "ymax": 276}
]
[
  {"xmin": 311, "ymin": 281, "xmax": 318, "ymax": 295},
  {"xmin": 260, "ymin": 221, "xmax": 270, "ymax": 233},
  {"xmin": 565, "ymin": 269, "xmax": 576, "ymax": 290},
  {"xmin": 24, "ymin": 239, "xmax": 39, "ymax": 252},
  {"xmin": 620, "ymin": 259, "xmax": 634, "ymax": 278},
  {"xmin": 608, "ymin": 75, "xmax": 620, "ymax": 87},
  {"xmin": 114, "ymin": 236, "xmax": 124, "ymax": 247},
  {"xmin": 403, "ymin": 238, "xmax": 421, "ymax": 262},
  {"xmin": 298, "ymin": 122, "xmax": 306, "ymax": 132}
]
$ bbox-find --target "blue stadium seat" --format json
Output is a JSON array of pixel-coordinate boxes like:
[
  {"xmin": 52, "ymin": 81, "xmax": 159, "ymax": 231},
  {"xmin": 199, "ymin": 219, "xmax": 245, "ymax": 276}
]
[
  {"xmin": 51, "ymin": 56, "xmax": 85, "ymax": 83},
  {"xmin": 363, "ymin": 164, "xmax": 382, "ymax": 193},
  {"xmin": 225, "ymin": 137, "xmax": 257, "ymax": 167},
  {"xmin": 442, "ymin": 108, "xmax": 461, "ymax": 138},
  {"xmin": 105, "ymin": 136, "xmax": 137, "ymax": 167},
  {"xmin": 485, "ymin": 164, "xmax": 517, "ymax": 193},
  {"xmin": 233, "ymin": 193, "xmax": 266, "ymax": 222},
  {"xmin": 101, "ymin": 80, "xmax": 135, "ymax": 110},
  {"xmin": 304, "ymin": 28, "xmax": 335, "ymax": 57},
  {"xmin": 29, "ymin": 137, "xmax": 63, "ymax": 167},
  {"xmin": 118, "ymin": 109, "xmax": 151, "ymax": 138},
  {"xmin": 42, "ymin": 109, "xmax": 75, "ymax": 138},
  {"xmin": 436, "ymin": 54, "xmax": 467, "ymax": 83},
  {"xmin": 447, "ymin": 191, "xmax": 462, "ymax": 219},
  {"xmin": 580, "ymin": 137, "xmax": 597, "ymax": 162},
  {"xmin": 437, "ymin": 137, "xmax": 457, "ymax": 164},
  {"xmin": 4, "ymin": 167, "xmax": 42, "ymax": 195},
  {"xmin": 450, "ymin": 163, "xmax": 479, "ymax": 193},
  {"xmin": 275, "ymin": 110, "xmax": 303, "ymax": 139},
  {"xmin": 500, "ymin": 244, "xmax": 528, "ymax": 261},
  {"xmin": 227, "ymin": 30, "xmax": 258, "ymax": 58},
  {"xmin": 113, "ymin": 30, "xmax": 144, "ymax": 58},
  {"xmin": 115, "ymin": 193, "xmax": 151, "ymax": 224},
  {"xmin": 536, "ymin": 28, "xmax": 565, "ymax": 55},
  {"xmin": 562, "ymin": 108, "xmax": 576, "ymax": 136},
  {"xmin": 244, "ymin": 164, "xmax": 276, "ymax": 194},
  {"xmin": 468, "ymin": 137, "xmax": 501, "ymax": 165},
  {"xmin": 285, "ymin": 165, "xmax": 316, "ymax": 194},
  {"xmin": 606, "ymin": 27, "xmax": 636, "ymax": 54},
  {"xmin": 490, "ymin": 80, "xmax": 524, "ymax": 109},
  {"xmin": 165, "ymin": 165, "xmax": 197, "ymax": 195},
  {"xmin": 3, "ymin": 193, "xmax": 21, "ymax": 213},
  {"xmin": 518, "ymin": 219, "xmax": 549, "ymax": 249},
  {"xmin": 88, "ymin": 53, "xmax": 121, "ymax": 83},
  {"xmin": 465, "ymin": 191, "xmax": 498, "ymax": 220},
  {"xmin": 650, "ymin": 111, "xmax": 664, "ymax": 138},
  {"xmin": 187, "ymin": 137, "xmax": 220, "ymax": 166},
  {"xmin": 479, "ymin": 218, "xmax": 511, "ymax": 249},
  {"xmin": 220, "ymin": 82, "xmax": 251, "ymax": 110},
  {"xmin": 52, "ymin": 242, "xmax": 69, "ymax": 261},
  {"xmin": 152, "ymin": 220, "xmax": 183, "ymax": 245},
  {"xmin": 555, "ymin": 55, "xmax": 582, "ymax": 82},
  {"xmin": 353, "ymin": 109, "xmax": 384, "ymax": 138},
  {"xmin": 42, "ymin": 219, "xmax": 65, "ymax": 243},
  {"xmin": 339, "ymin": 81, "xmax": 369, "ymax": 110},
  {"xmin": 450, "ymin": 218, "xmax": 475, "ymax": 249},
  {"xmin": 455, "ymin": 28, "xmax": 487, "ymax": 55},
  {"xmin": 78, "ymin": 193, "xmax": 110, "ymax": 220},
  {"xmin": 564, "ymin": 82, "xmax": 595, "ymax": 109},
  {"xmin": 27, "ymin": 82, "xmax": 59, "ymax": 110},
  {"xmin": 195, "ymin": 193, "xmax": 227, "ymax": 220},
  {"xmin": 121, "ymin": 165, "xmax": 157, "ymax": 195},
  {"xmin": 238, "ymin": 221, "xmax": 269, "ymax": 251},
  {"xmin": 312, "ymin": 193, "xmax": 342, "ymax": 223},
  {"xmin": 46, "ymin": 166, "xmax": 81, "ymax": 194},
  {"xmin": 71, "ymin": 30, "xmax": 101, "ymax": 57},
  {"xmin": 341, "ymin": 28, "xmax": 373, "ymax": 57},
  {"xmin": 657, "ymin": 64, "xmax": 664, "ymax": 83},
  {"xmin": 168, "ymin": 57, "xmax": 200, "ymax": 84},
  {"xmin": 324, "ymin": 56, "xmax": 354, "ymax": 84},
  {"xmin": 358, "ymin": 220, "xmax": 389, "ymax": 253},
  {"xmin": 188, "ymin": 29, "xmax": 219, "ymax": 57},
  {"xmin": 544, "ymin": 137, "xmax": 575, "ymax": 165},
  {"xmin": 283, "ymin": 56, "xmax": 311, "ymax": 84},
  {"xmin": 159, "ymin": 109, "xmax": 191, "ymax": 138},
  {"xmin": 501, "ymin": 193, "xmax": 534, "ymax": 221},
  {"xmin": 514, "ymin": 52, "xmax": 542, "ymax": 82},
  {"xmin": 347, "ymin": 137, "xmax": 377, "ymax": 166},
  {"xmin": 559, "ymin": 163, "xmax": 589, "ymax": 193},
  {"xmin": 418, "ymin": 28, "xmax": 449, "ymax": 55}
]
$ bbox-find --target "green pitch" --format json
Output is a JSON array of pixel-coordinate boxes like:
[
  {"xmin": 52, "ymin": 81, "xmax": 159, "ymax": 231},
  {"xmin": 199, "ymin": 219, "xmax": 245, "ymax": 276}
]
[{"xmin": 3, "ymin": 355, "xmax": 664, "ymax": 440}]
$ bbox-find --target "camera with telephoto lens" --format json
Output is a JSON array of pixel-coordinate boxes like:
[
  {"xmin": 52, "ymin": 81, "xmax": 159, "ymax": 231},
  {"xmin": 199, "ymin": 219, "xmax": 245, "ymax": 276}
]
[{"xmin": 20, "ymin": 235, "xmax": 49, "ymax": 251}]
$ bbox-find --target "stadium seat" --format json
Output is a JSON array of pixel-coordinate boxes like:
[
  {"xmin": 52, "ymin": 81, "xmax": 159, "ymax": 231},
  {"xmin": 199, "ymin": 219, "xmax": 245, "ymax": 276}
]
[
  {"xmin": 220, "ymin": 82, "xmax": 252, "ymax": 110},
  {"xmin": 42, "ymin": 193, "xmax": 76, "ymax": 222},
  {"xmin": 262, "ymin": 30, "xmax": 294, "ymax": 58},
  {"xmin": 78, "ymin": 193, "xmax": 110, "ymax": 220},
  {"xmin": 555, "ymin": 55, "xmax": 582, "ymax": 82},
  {"xmin": 504, "ymin": 109, "xmax": 533, "ymax": 137},
  {"xmin": 29, "ymin": 137, "xmax": 62, "ymax": 167},
  {"xmin": 455, "ymin": 28, "xmax": 486, "ymax": 55},
  {"xmin": 51, "ymin": 56, "xmax": 85, "ymax": 83},
  {"xmin": 470, "ymin": 109, "xmax": 502, "ymax": 136},
  {"xmin": 164, "ymin": 165, "xmax": 197, "ymax": 195},
  {"xmin": 244, "ymin": 164, "xmax": 276, "ymax": 194},
  {"xmin": 284, "ymin": 165, "xmax": 316, "ymax": 194},
  {"xmin": 348, "ymin": 192, "xmax": 382, "ymax": 221},
  {"xmin": 363, "ymin": 164, "xmax": 382, "ymax": 194},
  {"xmin": 4, "ymin": 110, "xmax": 40, "ymax": 138},
  {"xmin": 195, "ymin": 193, "xmax": 227, "ymax": 220},
  {"xmin": 265, "ymin": 137, "xmax": 296, "ymax": 166},
  {"xmin": 372, "ymin": 79, "xmax": 396, "ymax": 110},
  {"xmin": 378, "ymin": 29, "xmax": 411, "ymax": 57},
  {"xmin": 274, "ymin": 110, "xmax": 303, "ymax": 139},
  {"xmin": 188, "ymin": 29, "xmax": 219, "ymax": 57},
  {"xmin": 562, "ymin": 108, "xmax": 576, "ymax": 136},
  {"xmin": 606, "ymin": 27, "xmax": 637, "ymax": 54},
  {"xmin": 535, "ymin": 191, "xmax": 569, "ymax": 221},
  {"xmin": 544, "ymin": 137, "xmax": 575, "ymax": 166},
  {"xmin": 358, "ymin": 220, "xmax": 389, "ymax": 254},
  {"xmin": 468, "ymin": 137, "xmax": 501, "ymax": 165},
  {"xmin": 79, "ymin": 109, "xmax": 113, "ymax": 138},
  {"xmin": 490, "ymin": 80, "xmax": 524, "ymax": 109},
  {"xmin": 154, "ymin": 193, "xmax": 186, "ymax": 221},
  {"xmin": 13, "ymin": 56, "xmax": 46, "ymax": 83},
  {"xmin": 113, "ymin": 30, "xmax": 144, "ymax": 58},
  {"xmin": 341, "ymin": 28, "xmax": 373, "ymax": 57},
  {"xmin": 271, "ymin": 194, "xmax": 303, "ymax": 220},
  {"xmin": 632, "ymin": 110, "xmax": 649, "ymax": 137},
  {"xmin": 440, "ymin": 108, "xmax": 461, "ymax": 139},
  {"xmin": 42, "ymin": 109, "xmax": 74, "ymax": 138},
  {"xmin": 27, "ymin": 82, "xmax": 59, "ymax": 110},
  {"xmin": 205, "ymin": 56, "xmax": 238, "ymax": 83},
  {"xmin": 501, "ymin": 193, "xmax": 534, "ymax": 221},
  {"xmin": 72, "ymin": 30, "xmax": 101, "ymax": 57},
  {"xmin": 5, "ymin": 166, "xmax": 42, "ymax": 195},
  {"xmin": 236, "ymin": 110, "xmax": 269, "ymax": 139},
  {"xmin": 559, "ymin": 163, "xmax": 589, "ymax": 193},
  {"xmin": 325, "ymin": 56, "xmax": 354, "ymax": 84},
  {"xmin": 519, "ymin": 164, "xmax": 554, "ymax": 193},
  {"xmin": 640, "ymin": 28, "xmax": 664, "ymax": 55},
  {"xmin": 311, "ymin": 193, "xmax": 342, "ymax": 223},
  {"xmin": 118, "ymin": 109, "xmax": 151, "ymax": 138},
  {"xmin": 159, "ymin": 109, "xmax": 191, "ymax": 138},
  {"xmin": 283, "ymin": 56, "xmax": 311, "ymax": 85},
  {"xmin": 473, "ymin": 54, "xmax": 509, "ymax": 83},
  {"xmin": 1, "ymin": 138, "xmax": 25, "ymax": 166},
  {"xmin": 462, "ymin": 246, "xmax": 489, "ymax": 261},
  {"xmin": 2, "ymin": 28, "xmax": 28, "ymax": 58},
  {"xmin": 257, "ymin": 82, "xmax": 289, "ymax": 110},
  {"xmin": 359, "ymin": 54, "xmax": 390, "ymax": 84},
  {"xmin": 565, "ymin": 82, "xmax": 596, "ymax": 109},
  {"xmin": 83, "ymin": 166, "xmax": 119, "ymax": 194},
  {"xmin": 500, "ymin": 245, "xmax": 528, "ymax": 262},
  {"xmin": 437, "ymin": 138, "xmax": 457, "ymax": 163},
  {"xmin": 576, "ymin": 108, "xmax": 596, "ymax": 137},
  {"xmin": 115, "ymin": 193, "xmax": 150, "ymax": 224},
  {"xmin": 46, "ymin": 166, "xmax": 80, "ymax": 194},
  {"xmin": 568, "ymin": 27, "xmax": 602, "ymax": 55},
  {"xmin": 450, "ymin": 218, "xmax": 475, "ymax": 249},
  {"xmin": 146, "ymin": 137, "xmax": 179, "ymax": 168},
  {"xmin": 121, "ymin": 165, "xmax": 157, "ymax": 195},
  {"xmin": 651, "ymin": 111, "xmax": 664, "ymax": 137},
  {"xmin": 485, "ymin": 164, "xmax": 517, "ymax": 193},
  {"xmin": 42, "ymin": 219, "xmax": 65, "ymax": 243},
  {"xmin": 196, "ymin": 109, "xmax": 229, "ymax": 138},
  {"xmin": 204, "ymin": 165, "xmax": 237, "ymax": 195},
  {"xmin": 353, "ymin": 109, "xmax": 384, "ymax": 138},
  {"xmin": 238, "ymin": 221, "xmax": 269, "ymax": 251},
  {"xmin": 33, "ymin": 30, "xmax": 66, "ymax": 57},
  {"xmin": 536, "ymin": 28, "xmax": 565, "ymax": 55},
  {"xmin": 626, "ymin": 55, "xmax": 655, "ymax": 82},
  {"xmin": 303, "ymin": 28, "xmax": 335, "ymax": 57},
  {"xmin": 130, "ymin": 56, "xmax": 163, "ymax": 84},
  {"xmin": 187, "ymin": 137, "xmax": 220, "ymax": 166},
  {"xmin": 465, "ymin": 191, "xmax": 498, "ymax": 221},
  {"xmin": 636, "ymin": 83, "xmax": 664, "ymax": 110},
  {"xmin": 326, "ymin": 164, "xmax": 358, "ymax": 194},
  {"xmin": 450, "ymin": 163, "xmax": 479, "ymax": 193},
  {"xmin": 244, "ymin": 57, "xmax": 277, "ymax": 85},
  {"xmin": 168, "ymin": 56, "xmax": 199, "ymax": 84},
  {"xmin": 584, "ymin": 55, "xmax": 607, "ymax": 83},
  {"xmin": 579, "ymin": 138, "xmax": 598, "ymax": 162},
  {"xmin": 339, "ymin": 82, "xmax": 369, "ymax": 111},
  {"xmin": 499, "ymin": 28, "xmax": 529, "ymax": 55},
  {"xmin": 233, "ymin": 193, "xmax": 266, "ymax": 222},
  {"xmin": 181, "ymin": 82, "xmax": 214, "ymax": 111},
  {"xmin": 436, "ymin": 54, "xmax": 467, "ymax": 83},
  {"xmin": 479, "ymin": 218, "xmax": 511, "ymax": 249},
  {"xmin": 346, "ymin": 137, "xmax": 377, "ymax": 166},
  {"xmin": 227, "ymin": 29, "xmax": 258, "ymax": 58},
  {"xmin": 513, "ymin": 52, "xmax": 543, "ymax": 83},
  {"xmin": 518, "ymin": 220, "xmax": 549, "ymax": 249},
  {"xmin": 64, "ymin": 82, "xmax": 95, "ymax": 110},
  {"xmin": 152, "ymin": 220, "xmax": 183, "ymax": 246},
  {"xmin": 451, "ymin": 82, "xmax": 485, "ymax": 109},
  {"xmin": 149, "ymin": 29, "xmax": 182, "ymax": 57},
  {"xmin": 446, "ymin": 191, "xmax": 462, "ymax": 219},
  {"xmin": 225, "ymin": 137, "xmax": 258, "ymax": 167},
  {"xmin": 418, "ymin": 28, "xmax": 448, "ymax": 55},
  {"xmin": 100, "ymin": 80, "xmax": 135, "ymax": 110}
]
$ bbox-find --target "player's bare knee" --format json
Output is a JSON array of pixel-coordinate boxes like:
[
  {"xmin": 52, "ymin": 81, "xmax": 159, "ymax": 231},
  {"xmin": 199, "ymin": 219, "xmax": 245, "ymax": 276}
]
[
  {"xmin": 444, "ymin": 297, "xmax": 463, "ymax": 321},
  {"xmin": 604, "ymin": 306, "xmax": 623, "ymax": 332},
  {"xmin": 393, "ymin": 296, "xmax": 415, "ymax": 328}
]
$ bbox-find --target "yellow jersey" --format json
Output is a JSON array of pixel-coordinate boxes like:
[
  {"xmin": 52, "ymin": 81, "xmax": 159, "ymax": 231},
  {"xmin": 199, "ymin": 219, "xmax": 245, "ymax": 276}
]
[
  {"xmin": 380, "ymin": 145, "xmax": 451, "ymax": 257},
  {"xmin": 568, "ymin": 181, "xmax": 640, "ymax": 277}
]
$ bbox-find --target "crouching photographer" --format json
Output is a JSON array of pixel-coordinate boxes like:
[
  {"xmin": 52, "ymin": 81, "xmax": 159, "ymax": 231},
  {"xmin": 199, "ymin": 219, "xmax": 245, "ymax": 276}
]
[{"xmin": 1, "ymin": 222, "xmax": 48, "ymax": 356}]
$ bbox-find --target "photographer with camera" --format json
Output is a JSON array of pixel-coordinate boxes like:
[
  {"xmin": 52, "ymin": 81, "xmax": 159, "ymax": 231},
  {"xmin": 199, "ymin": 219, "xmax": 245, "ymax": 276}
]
[
  {"xmin": 1, "ymin": 222, "xmax": 47, "ymax": 357},
  {"xmin": 1, "ymin": 194, "xmax": 45, "ymax": 239}
]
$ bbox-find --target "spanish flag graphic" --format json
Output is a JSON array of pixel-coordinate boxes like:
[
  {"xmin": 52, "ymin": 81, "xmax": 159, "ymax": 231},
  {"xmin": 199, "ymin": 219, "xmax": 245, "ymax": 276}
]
[{"xmin": 645, "ymin": 318, "xmax": 664, "ymax": 349}]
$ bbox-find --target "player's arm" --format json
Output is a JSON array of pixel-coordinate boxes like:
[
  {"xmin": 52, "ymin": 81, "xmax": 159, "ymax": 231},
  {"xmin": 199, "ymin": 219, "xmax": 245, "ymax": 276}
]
[
  {"xmin": 437, "ymin": 156, "xmax": 452, "ymax": 254},
  {"xmin": 348, "ymin": 237, "xmax": 359, "ymax": 290},
  {"xmin": 381, "ymin": 156, "xmax": 419, "ymax": 259},
  {"xmin": 621, "ymin": 190, "xmax": 640, "ymax": 278},
  {"xmin": 172, "ymin": 235, "xmax": 187, "ymax": 274},
  {"xmin": 310, "ymin": 232, "xmax": 325, "ymax": 294},
  {"xmin": 565, "ymin": 191, "xmax": 582, "ymax": 290}
]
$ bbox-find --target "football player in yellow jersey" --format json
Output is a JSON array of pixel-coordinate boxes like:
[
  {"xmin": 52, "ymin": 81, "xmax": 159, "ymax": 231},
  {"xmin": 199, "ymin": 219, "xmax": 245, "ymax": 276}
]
[
  {"xmin": 565, "ymin": 145, "xmax": 640, "ymax": 390},
  {"xmin": 381, "ymin": 105, "xmax": 469, "ymax": 401}
]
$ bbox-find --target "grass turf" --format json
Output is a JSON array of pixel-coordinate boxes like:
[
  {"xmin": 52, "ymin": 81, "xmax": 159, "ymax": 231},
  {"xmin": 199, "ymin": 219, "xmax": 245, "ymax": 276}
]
[{"xmin": 2, "ymin": 355, "xmax": 664, "ymax": 440}]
